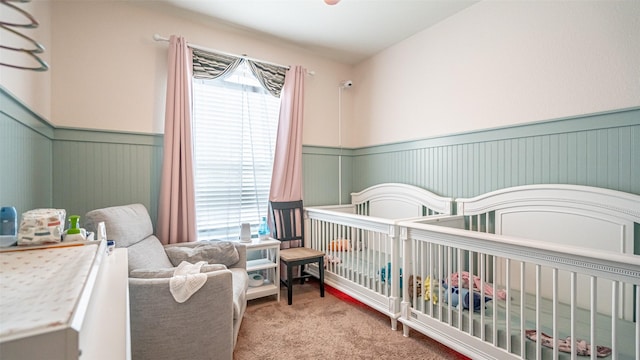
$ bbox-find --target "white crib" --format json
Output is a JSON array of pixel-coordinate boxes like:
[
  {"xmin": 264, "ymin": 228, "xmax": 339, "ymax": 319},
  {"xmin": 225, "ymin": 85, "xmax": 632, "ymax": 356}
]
[
  {"xmin": 304, "ymin": 183, "xmax": 454, "ymax": 329},
  {"xmin": 399, "ymin": 185, "xmax": 640, "ymax": 359}
]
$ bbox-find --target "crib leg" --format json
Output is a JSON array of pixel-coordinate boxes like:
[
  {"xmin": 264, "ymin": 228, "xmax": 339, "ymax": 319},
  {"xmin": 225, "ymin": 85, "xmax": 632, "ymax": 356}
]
[
  {"xmin": 391, "ymin": 318, "xmax": 397, "ymax": 331},
  {"xmin": 403, "ymin": 324, "xmax": 410, "ymax": 337}
]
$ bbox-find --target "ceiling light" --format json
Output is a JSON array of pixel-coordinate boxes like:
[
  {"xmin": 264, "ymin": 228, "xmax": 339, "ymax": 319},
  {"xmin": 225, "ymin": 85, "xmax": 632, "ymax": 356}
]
[{"xmin": 324, "ymin": 0, "xmax": 340, "ymax": 5}]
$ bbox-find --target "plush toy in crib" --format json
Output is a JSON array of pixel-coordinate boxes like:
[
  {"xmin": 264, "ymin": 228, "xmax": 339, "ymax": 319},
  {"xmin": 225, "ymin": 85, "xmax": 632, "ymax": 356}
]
[
  {"xmin": 444, "ymin": 271, "xmax": 507, "ymax": 301},
  {"xmin": 423, "ymin": 276, "xmax": 438, "ymax": 304},
  {"xmin": 442, "ymin": 281, "xmax": 492, "ymax": 312},
  {"xmin": 324, "ymin": 254, "xmax": 342, "ymax": 268},
  {"xmin": 408, "ymin": 275, "xmax": 422, "ymax": 302},
  {"xmin": 407, "ymin": 276, "xmax": 441, "ymax": 303},
  {"xmin": 329, "ymin": 239, "xmax": 351, "ymax": 251},
  {"xmin": 379, "ymin": 262, "xmax": 402, "ymax": 285}
]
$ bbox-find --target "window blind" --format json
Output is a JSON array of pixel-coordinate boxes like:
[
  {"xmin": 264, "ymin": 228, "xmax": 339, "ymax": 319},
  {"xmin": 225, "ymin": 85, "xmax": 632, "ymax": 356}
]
[{"xmin": 192, "ymin": 62, "xmax": 281, "ymax": 241}]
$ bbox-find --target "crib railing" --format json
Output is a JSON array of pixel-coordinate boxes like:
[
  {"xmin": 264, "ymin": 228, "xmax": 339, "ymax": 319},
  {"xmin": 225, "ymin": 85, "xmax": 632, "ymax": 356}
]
[
  {"xmin": 304, "ymin": 206, "xmax": 403, "ymax": 329},
  {"xmin": 399, "ymin": 220, "xmax": 640, "ymax": 360}
]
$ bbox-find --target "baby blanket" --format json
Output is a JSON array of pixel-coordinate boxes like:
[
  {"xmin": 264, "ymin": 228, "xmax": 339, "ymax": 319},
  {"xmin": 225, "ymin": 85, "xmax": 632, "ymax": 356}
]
[{"xmin": 170, "ymin": 261, "xmax": 208, "ymax": 303}]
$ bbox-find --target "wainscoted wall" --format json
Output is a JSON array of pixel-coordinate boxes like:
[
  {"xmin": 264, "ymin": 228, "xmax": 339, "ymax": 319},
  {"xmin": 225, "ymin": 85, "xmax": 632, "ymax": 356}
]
[
  {"xmin": 0, "ymin": 87, "xmax": 162, "ymax": 228},
  {"xmin": 52, "ymin": 129, "xmax": 163, "ymax": 226},
  {"xmin": 302, "ymin": 146, "xmax": 354, "ymax": 206},
  {"xmin": 350, "ymin": 108, "xmax": 640, "ymax": 200},
  {"xmin": 2, "ymin": 87, "xmax": 638, "ymax": 232},
  {"xmin": 0, "ymin": 88, "xmax": 54, "ymax": 217}
]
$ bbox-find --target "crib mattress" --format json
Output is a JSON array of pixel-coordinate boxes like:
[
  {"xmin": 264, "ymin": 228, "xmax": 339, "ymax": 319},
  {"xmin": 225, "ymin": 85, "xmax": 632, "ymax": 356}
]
[{"xmin": 412, "ymin": 289, "xmax": 636, "ymax": 359}]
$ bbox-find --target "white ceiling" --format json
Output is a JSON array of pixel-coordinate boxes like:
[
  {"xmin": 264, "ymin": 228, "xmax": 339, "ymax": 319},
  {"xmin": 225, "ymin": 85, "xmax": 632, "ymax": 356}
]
[{"xmin": 160, "ymin": 0, "xmax": 479, "ymax": 64}]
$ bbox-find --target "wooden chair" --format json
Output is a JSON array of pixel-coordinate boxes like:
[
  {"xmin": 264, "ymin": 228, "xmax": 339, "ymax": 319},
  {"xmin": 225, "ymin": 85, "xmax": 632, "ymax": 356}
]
[{"xmin": 269, "ymin": 200, "xmax": 324, "ymax": 305}]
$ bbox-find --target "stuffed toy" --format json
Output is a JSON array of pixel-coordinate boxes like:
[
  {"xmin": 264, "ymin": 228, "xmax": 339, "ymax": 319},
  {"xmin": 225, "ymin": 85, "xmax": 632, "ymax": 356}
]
[
  {"xmin": 379, "ymin": 262, "xmax": 401, "ymax": 285},
  {"xmin": 442, "ymin": 281, "xmax": 492, "ymax": 312},
  {"xmin": 423, "ymin": 276, "xmax": 438, "ymax": 304},
  {"xmin": 444, "ymin": 271, "xmax": 507, "ymax": 301},
  {"xmin": 323, "ymin": 254, "xmax": 342, "ymax": 268},
  {"xmin": 408, "ymin": 275, "xmax": 422, "ymax": 302},
  {"xmin": 329, "ymin": 239, "xmax": 351, "ymax": 251}
]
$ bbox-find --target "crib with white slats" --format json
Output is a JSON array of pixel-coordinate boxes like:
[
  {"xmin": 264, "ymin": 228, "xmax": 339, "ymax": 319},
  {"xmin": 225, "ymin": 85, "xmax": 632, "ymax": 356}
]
[
  {"xmin": 399, "ymin": 185, "xmax": 640, "ymax": 359},
  {"xmin": 304, "ymin": 183, "xmax": 454, "ymax": 329}
]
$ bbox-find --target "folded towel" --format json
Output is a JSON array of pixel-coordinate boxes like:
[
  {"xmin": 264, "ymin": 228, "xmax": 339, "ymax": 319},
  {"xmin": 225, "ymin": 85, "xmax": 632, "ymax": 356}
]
[{"xmin": 169, "ymin": 261, "xmax": 208, "ymax": 303}]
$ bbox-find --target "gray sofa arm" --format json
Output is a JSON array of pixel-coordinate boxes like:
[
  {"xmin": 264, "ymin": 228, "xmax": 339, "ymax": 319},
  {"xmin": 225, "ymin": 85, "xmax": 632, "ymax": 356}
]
[{"xmin": 129, "ymin": 270, "xmax": 234, "ymax": 360}]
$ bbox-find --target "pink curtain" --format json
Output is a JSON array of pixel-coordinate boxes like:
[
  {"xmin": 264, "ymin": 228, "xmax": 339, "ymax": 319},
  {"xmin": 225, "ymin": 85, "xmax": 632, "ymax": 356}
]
[
  {"xmin": 157, "ymin": 35, "xmax": 197, "ymax": 244},
  {"xmin": 269, "ymin": 65, "xmax": 304, "ymax": 284},
  {"xmin": 269, "ymin": 65, "xmax": 305, "ymax": 203}
]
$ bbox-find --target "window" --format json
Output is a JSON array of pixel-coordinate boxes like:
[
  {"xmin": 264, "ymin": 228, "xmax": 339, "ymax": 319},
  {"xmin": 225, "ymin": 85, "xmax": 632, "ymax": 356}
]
[{"xmin": 192, "ymin": 61, "xmax": 281, "ymax": 241}]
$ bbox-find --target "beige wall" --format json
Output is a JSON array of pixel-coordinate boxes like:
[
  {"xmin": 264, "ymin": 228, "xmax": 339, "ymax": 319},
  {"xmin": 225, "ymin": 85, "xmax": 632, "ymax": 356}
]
[
  {"xmin": 4, "ymin": 1, "xmax": 638, "ymax": 149},
  {"xmin": 44, "ymin": 1, "xmax": 351, "ymax": 147},
  {"xmin": 353, "ymin": 1, "xmax": 640, "ymax": 147},
  {"xmin": 0, "ymin": 0, "xmax": 52, "ymax": 121}
]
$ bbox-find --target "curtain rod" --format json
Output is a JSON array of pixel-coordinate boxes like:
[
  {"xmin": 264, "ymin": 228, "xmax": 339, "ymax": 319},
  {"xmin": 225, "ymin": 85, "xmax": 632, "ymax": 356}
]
[{"xmin": 153, "ymin": 34, "xmax": 291, "ymax": 70}]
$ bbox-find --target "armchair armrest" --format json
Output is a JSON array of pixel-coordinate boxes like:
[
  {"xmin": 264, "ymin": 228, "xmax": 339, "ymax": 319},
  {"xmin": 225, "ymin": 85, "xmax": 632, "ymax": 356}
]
[{"xmin": 129, "ymin": 269, "xmax": 234, "ymax": 360}]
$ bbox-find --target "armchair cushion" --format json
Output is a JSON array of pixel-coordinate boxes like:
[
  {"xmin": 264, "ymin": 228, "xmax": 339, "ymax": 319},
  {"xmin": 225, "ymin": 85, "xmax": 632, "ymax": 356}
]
[
  {"xmin": 126, "ymin": 236, "xmax": 174, "ymax": 272},
  {"xmin": 130, "ymin": 263, "xmax": 228, "ymax": 278},
  {"xmin": 165, "ymin": 241, "xmax": 239, "ymax": 267},
  {"xmin": 84, "ymin": 203, "xmax": 154, "ymax": 248}
]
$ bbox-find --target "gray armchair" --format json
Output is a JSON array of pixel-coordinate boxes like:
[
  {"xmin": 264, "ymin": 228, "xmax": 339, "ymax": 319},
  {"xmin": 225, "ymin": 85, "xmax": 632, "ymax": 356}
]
[{"xmin": 84, "ymin": 204, "xmax": 248, "ymax": 360}]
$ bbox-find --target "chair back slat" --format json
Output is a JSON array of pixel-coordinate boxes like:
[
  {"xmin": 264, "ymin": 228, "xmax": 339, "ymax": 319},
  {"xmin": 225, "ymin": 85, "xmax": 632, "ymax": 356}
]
[{"xmin": 270, "ymin": 200, "xmax": 304, "ymax": 246}]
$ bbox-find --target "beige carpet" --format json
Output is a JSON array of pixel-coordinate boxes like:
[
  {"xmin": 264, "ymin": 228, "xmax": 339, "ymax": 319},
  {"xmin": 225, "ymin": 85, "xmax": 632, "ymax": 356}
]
[{"xmin": 234, "ymin": 281, "xmax": 469, "ymax": 360}]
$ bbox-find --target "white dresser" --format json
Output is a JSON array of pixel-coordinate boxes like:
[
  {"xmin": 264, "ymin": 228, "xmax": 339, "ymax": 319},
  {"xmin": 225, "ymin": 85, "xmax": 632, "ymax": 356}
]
[{"xmin": 0, "ymin": 242, "xmax": 130, "ymax": 360}]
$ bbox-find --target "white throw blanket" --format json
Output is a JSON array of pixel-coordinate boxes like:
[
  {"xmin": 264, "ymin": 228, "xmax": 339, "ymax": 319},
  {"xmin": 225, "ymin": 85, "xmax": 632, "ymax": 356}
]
[{"xmin": 169, "ymin": 261, "xmax": 208, "ymax": 303}]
